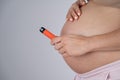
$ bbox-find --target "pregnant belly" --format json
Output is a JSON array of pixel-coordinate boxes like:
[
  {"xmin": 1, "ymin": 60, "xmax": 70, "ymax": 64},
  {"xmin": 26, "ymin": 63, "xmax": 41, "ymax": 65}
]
[{"xmin": 61, "ymin": 2, "xmax": 120, "ymax": 73}]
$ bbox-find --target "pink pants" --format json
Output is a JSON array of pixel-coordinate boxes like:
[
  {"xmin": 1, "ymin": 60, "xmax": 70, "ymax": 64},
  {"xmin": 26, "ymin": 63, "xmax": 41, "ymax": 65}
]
[{"xmin": 74, "ymin": 60, "xmax": 120, "ymax": 80}]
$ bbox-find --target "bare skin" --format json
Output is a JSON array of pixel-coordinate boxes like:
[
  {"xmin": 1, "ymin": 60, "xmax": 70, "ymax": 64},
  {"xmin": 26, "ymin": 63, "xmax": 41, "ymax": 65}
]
[{"xmin": 51, "ymin": 0, "xmax": 120, "ymax": 74}]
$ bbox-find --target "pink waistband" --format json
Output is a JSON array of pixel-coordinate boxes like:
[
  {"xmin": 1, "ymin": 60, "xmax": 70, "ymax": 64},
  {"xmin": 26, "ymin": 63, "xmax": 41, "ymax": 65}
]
[{"xmin": 75, "ymin": 60, "xmax": 120, "ymax": 78}]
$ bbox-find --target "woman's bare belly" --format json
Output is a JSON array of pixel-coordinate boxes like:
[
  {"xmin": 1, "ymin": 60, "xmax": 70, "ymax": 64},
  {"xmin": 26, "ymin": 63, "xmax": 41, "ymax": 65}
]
[{"xmin": 61, "ymin": 1, "xmax": 120, "ymax": 74}]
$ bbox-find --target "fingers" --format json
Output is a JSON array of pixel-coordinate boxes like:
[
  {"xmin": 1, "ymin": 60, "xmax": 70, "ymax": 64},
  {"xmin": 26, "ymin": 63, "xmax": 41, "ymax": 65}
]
[
  {"xmin": 74, "ymin": 5, "xmax": 81, "ymax": 16},
  {"xmin": 66, "ymin": 3, "xmax": 80, "ymax": 22},
  {"xmin": 51, "ymin": 36, "xmax": 62, "ymax": 45},
  {"xmin": 54, "ymin": 42, "xmax": 63, "ymax": 50},
  {"xmin": 66, "ymin": 12, "xmax": 74, "ymax": 22},
  {"xmin": 62, "ymin": 53, "xmax": 70, "ymax": 57},
  {"xmin": 51, "ymin": 36, "xmax": 70, "ymax": 57},
  {"xmin": 66, "ymin": 0, "xmax": 88, "ymax": 22},
  {"xmin": 71, "ymin": 8, "xmax": 79, "ymax": 21},
  {"xmin": 79, "ymin": 0, "xmax": 86, "ymax": 5},
  {"xmin": 58, "ymin": 47, "xmax": 65, "ymax": 54},
  {"xmin": 55, "ymin": 44, "xmax": 70, "ymax": 57}
]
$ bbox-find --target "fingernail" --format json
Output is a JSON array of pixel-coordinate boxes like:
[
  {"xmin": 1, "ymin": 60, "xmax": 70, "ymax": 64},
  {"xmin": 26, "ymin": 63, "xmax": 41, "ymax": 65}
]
[
  {"xmin": 82, "ymin": 2, "xmax": 86, "ymax": 5},
  {"xmin": 75, "ymin": 16, "xmax": 78, "ymax": 20},
  {"xmin": 70, "ymin": 18, "xmax": 73, "ymax": 21},
  {"xmin": 78, "ymin": 13, "xmax": 80, "ymax": 16}
]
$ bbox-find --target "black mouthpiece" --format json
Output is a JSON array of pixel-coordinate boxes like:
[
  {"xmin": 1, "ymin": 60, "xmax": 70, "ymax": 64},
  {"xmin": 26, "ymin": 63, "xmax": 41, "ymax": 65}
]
[{"xmin": 39, "ymin": 27, "xmax": 45, "ymax": 33}]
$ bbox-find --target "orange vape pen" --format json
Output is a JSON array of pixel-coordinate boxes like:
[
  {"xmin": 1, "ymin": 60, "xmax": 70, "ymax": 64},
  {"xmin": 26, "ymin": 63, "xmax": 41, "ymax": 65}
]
[{"xmin": 40, "ymin": 27, "xmax": 56, "ymax": 40}]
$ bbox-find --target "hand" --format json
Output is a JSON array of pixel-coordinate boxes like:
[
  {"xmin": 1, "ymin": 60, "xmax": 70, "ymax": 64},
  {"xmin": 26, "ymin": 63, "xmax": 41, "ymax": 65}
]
[
  {"xmin": 66, "ymin": 0, "xmax": 87, "ymax": 22},
  {"xmin": 51, "ymin": 35, "xmax": 93, "ymax": 57}
]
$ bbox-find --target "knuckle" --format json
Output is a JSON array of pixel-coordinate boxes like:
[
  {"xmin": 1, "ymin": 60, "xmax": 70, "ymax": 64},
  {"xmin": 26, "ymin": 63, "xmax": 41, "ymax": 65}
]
[
  {"xmin": 54, "ymin": 45, "xmax": 58, "ymax": 50},
  {"xmin": 66, "ymin": 13, "xmax": 71, "ymax": 18},
  {"xmin": 71, "ymin": 3, "xmax": 75, "ymax": 6},
  {"xmin": 59, "ymin": 49, "xmax": 64, "ymax": 54},
  {"xmin": 76, "ymin": 6, "xmax": 80, "ymax": 11},
  {"xmin": 59, "ymin": 50, "xmax": 61, "ymax": 53},
  {"xmin": 69, "ymin": 9, "xmax": 73, "ymax": 13},
  {"xmin": 72, "ymin": 11, "xmax": 76, "ymax": 16},
  {"xmin": 64, "ymin": 46, "xmax": 67, "ymax": 51}
]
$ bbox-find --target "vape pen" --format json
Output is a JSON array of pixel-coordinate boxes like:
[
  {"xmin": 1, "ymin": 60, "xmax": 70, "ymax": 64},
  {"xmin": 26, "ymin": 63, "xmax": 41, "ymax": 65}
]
[{"xmin": 39, "ymin": 27, "xmax": 56, "ymax": 40}]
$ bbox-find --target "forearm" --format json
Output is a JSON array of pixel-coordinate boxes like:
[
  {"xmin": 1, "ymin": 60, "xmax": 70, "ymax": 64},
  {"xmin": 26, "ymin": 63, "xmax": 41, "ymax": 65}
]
[{"xmin": 91, "ymin": 28, "xmax": 120, "ymax": 51}]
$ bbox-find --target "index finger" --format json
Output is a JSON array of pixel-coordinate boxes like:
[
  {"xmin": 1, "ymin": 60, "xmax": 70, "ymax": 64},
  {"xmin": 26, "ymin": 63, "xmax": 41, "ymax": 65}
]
[{"xmin": 51, "ymin": 36, "xmax": 62, "ymax": 45}]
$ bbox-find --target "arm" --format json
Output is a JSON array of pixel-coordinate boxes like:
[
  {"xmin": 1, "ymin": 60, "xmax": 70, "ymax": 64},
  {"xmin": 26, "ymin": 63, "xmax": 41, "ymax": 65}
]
[
  {"xmin": 51, "ymin": 28, "xmax": 120, "ymax": 57},
  {"xmin": 91, "ymin": 28, "xmax": 120, "ymax": 51}
]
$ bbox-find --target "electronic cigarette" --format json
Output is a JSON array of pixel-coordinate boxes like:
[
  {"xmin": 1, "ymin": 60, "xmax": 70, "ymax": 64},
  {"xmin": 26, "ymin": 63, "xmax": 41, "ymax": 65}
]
[{"xmin": 39, "ymin": 27, "xmax": 56, "ymax": 40}]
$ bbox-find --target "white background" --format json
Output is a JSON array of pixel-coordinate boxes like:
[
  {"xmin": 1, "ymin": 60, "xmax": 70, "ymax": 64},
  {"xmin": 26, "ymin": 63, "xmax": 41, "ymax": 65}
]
[{"xmin": 0, "ymin": 0, "xmax": 76, "ymax": 80}]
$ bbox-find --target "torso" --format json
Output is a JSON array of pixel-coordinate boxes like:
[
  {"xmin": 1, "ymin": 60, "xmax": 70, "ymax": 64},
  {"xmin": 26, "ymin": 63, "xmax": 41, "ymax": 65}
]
[{"xmin": 61, "ymin": 1, "xmax": 120, "ymax": 73}]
